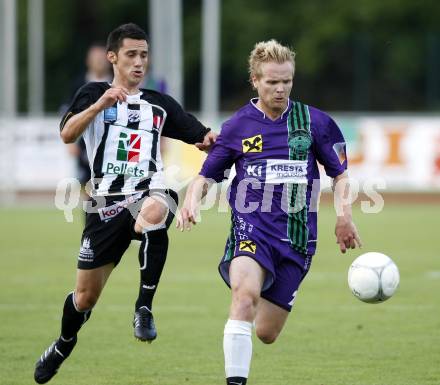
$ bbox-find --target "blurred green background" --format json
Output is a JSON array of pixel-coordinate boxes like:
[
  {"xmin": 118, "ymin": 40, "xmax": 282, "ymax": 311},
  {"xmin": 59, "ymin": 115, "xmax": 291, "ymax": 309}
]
[{"xmin": 12, "ymin": 0, "xmax": 440, "ymax": 112}]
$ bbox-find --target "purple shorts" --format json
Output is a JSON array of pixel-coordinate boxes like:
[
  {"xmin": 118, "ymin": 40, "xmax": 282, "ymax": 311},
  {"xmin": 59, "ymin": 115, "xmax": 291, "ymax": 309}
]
[{"xmin": 219, "ymin": 214, "xmax": 312, "ymax": 312}]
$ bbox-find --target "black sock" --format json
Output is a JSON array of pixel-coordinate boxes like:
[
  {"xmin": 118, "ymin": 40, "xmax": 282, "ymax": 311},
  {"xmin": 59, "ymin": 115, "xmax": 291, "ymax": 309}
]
[
  {"xmin": 60, "ymin": 292, "xmax": 91, "ymax": 340},
  {"xmin": 227, "ymin": 377, "xmax": 247, "ymax": 385},
  {"xmin": 135, "ymin": 229, "xmax": 169, "ymax": 311}
]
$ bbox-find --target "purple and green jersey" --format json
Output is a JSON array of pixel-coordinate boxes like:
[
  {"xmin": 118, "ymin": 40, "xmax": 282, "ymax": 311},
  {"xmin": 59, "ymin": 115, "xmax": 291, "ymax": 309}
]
[{"xmin": 200, "ymin": 99, "xmax": 347, "ymax": 256}]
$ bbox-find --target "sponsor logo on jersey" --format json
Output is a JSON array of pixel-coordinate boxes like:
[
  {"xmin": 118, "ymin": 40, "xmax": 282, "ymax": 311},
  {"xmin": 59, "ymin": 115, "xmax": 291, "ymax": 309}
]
[
  {"xmin": 246, "ymin": 163, "xmax": 264, "ymax": 178},
  {"xmin": 242, "ymin": 134, "xmax": 263, "ymax": 153},
  {"xmin": 97, "ymin": 192, "xmax": 143, "ymax": 221},
  {"xmin": 105, "ymin": 162, "xmax": 145, "ymax": 177},
  {"xmin": 104, "ymin": 106, "xmax": 117, "ymax": 122},
  {"xmin": 269, "ymin": 163, "xmax": 306, "ymax": 176},
  {"xmin": 243, "ymin": 159, "xmax": 307, "ymax": 184},
  {"xmin": 332, "ymin": 142, "xmax": 346, "ymax": 165},
  {"xmin": 238, "ymin": 240, "xmax": 257, "ymax": 254},
  {"xmin": 78, "ymin": 237, "xmax": 94, "ymax": 262},
  {"xmin": 117, "ymin": 132, "xmax": 141, "ymax": 162}
]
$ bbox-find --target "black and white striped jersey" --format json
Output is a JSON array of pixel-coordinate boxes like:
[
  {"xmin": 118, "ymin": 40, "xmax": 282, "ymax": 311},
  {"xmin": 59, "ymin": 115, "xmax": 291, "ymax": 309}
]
[{"xmin": 60, "ymin": 82, "xmax": 210, "ymax": 197}]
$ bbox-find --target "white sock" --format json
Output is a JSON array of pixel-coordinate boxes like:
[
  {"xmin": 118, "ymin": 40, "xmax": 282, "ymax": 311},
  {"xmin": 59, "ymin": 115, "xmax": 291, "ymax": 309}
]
[{"xmin": 223, "ymin": 319, "xmax": 253, "ymax": 379}]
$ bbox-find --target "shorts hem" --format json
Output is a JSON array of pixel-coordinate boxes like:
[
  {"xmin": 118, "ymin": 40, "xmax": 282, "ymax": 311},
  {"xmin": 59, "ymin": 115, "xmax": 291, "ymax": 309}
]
[
  {"xmin": 77, "ymin": 259, "xmax": 118, "ymax": 270},
  {"xmin": 260, "ymin": 293, "xmax": 292, "ymax": 312},
  {"xmin": 218, "ymin": 254, "xmax": 275, "ymax": 291}
]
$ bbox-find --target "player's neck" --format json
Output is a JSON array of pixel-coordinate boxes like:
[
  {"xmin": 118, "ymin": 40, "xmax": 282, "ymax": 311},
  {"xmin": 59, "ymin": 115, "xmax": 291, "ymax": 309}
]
[
  {"xmin": 256, "ymin": 100, "xmax": 284, "ymax": 121},
  {"xmin": 111, "ymin": 78, "xmax": 141, "ymax": 95}
]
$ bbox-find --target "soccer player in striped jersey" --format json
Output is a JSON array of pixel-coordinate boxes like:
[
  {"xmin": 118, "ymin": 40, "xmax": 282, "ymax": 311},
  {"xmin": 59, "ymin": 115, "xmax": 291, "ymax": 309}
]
[
  {"xmin": 34, "ymin": 23, "xmax": 216, "ymax": 384},
  {"xmin": 178, "ymin": 40, "xmax": 362, "ymax": 385}
]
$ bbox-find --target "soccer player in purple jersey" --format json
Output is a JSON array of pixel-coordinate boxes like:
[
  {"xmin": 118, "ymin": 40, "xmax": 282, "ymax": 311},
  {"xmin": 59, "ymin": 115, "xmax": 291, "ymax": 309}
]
[{"xmin": 177, "ymin": 40, "xmax": 362, "ymax": 385}]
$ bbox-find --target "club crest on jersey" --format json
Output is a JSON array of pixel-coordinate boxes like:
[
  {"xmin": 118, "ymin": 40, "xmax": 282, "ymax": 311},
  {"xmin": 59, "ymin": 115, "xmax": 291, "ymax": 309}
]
[
  {"xmin": 117, "ymin": 132, "xmax": 141, "ymax": 162},
  {"xmin": 288, "ymin": 129, "xmax": 311, "ymax": 157},
  {"xmin": 242, "ymin": 134, "xmax": 263, "ymax": 153},
  {"xmin": 78, "ymin": 237, "xmax": 94, "ymax": 262},
  {"xmin": 128, "ymin": 109, "xmax": 141, "ymax": 123},
  {"xmin": 104, "ymin": 106, "xmax": 117, "ymax": 123},
  {"xmin": 239, "ymin": 240, "xmax": 257, "ymax": 254}
]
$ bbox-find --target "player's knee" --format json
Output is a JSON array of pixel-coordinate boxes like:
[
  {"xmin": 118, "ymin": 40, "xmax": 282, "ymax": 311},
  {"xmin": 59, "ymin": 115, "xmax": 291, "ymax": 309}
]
[
  {"xmin": 75, "ymin": 290, "xmax": 98, "ymax": 311},
  {"xmin": 142, "ymin": 207, "xmax": 167, "ymax": 225},
  {"xmin": 256, "ymin": 327, "xmax": 279, "ymax": 344},
  {"xmin": 231, "ymin": 289, "xmax": 258, "ymax": 319},
  {"xmin": 135, "ymin": 200, "xmax": 168, "ymax": 234}
]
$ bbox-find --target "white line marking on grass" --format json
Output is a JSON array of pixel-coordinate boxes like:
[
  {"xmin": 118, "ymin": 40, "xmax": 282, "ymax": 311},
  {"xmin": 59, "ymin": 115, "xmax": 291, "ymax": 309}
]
[{"xmin": 426, "ymin": 271, "xmax": 440, "ymax": 279}]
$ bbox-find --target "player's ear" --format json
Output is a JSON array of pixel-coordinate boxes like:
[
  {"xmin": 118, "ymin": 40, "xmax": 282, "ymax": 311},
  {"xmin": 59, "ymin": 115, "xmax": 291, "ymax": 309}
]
[
  {"xmin": 251, "ymin": 75, "xmax": 258, "ymax": 90},
  {"xmin": 107, "ymin": 51, "xmax": 117, "ymax": 64}
]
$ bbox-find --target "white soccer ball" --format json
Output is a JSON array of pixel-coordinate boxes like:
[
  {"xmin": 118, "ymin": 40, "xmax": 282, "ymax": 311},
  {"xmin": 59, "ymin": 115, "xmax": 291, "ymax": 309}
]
[{"xmin": 348, "ymin": 252, "xmax": 400, "ymax": 303}]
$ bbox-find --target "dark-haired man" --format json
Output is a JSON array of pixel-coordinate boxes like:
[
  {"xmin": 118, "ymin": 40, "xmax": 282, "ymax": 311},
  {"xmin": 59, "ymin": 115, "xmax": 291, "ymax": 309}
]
[{"xmin": 34, "ymin": 23, "xmax": 216, "ymax": 384}]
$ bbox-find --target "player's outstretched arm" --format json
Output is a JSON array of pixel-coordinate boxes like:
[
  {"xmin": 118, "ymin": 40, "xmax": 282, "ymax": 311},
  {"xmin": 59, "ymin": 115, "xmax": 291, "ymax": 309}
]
[
  {"xmin": 333, "ymin": 172, "xmax": 362, "ymax": 253},
  {"xmin": 177, "ymin": 175, "xmax": 212, "ymax": 232},
  {"xmin": 60, "ymin": 87, "xmax": 128, "ymax": 143}
]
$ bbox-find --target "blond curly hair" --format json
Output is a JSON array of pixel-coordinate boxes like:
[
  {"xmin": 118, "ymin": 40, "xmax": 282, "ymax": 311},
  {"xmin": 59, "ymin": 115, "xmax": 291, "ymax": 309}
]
[{"xmin": 248, "ymin": 39, "xmax": 296, "ymax": 82}]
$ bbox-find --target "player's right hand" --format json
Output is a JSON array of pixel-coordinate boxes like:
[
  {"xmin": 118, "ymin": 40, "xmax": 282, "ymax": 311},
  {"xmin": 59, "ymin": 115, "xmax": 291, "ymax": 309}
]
[
  {"xmin": 177, "ymin": 175, "xmax": 207, "ymax": 232},
  {"xmin": 93, "ymin": 87, "xmax": 129, "ymax": 111}
]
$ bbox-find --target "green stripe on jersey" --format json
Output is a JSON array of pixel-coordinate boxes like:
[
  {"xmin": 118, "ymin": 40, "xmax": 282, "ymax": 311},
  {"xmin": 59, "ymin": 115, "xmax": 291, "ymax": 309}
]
[{"xmin": 286, "ymin": 101, "xmax": 312, "ymax": 254}]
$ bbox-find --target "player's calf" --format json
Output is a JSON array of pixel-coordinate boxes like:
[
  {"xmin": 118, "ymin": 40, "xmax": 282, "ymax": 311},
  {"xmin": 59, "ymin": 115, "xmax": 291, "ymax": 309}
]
[
  {"xmin": 34, "ymin": 292, "xmax": 91, "ymax": 383},
  {"xmin": 224, "ymin": 319, "xmax": 253, "ymax": 385},
  {"xmin": 133, "ymin": 190, "xmax": 178, "ymax": 342},
  {"xmin": 255, "ymin": 327, "xmax": 279, "ymax": 344}
]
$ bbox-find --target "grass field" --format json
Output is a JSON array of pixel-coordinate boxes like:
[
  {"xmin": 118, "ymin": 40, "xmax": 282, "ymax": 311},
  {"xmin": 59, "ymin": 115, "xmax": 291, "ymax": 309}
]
[{"xmin": 0, "ymin": 202, "xmax": 439, "ymax": 385}]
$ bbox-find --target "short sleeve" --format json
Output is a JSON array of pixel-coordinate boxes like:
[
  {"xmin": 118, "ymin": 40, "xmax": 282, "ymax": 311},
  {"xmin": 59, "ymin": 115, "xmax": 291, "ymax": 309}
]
[
  {"xmin": 160, "ymin": 94, "xmax": 210, "ymax": 144},
  {"xmin": 59, "ymin": 83, "xmax": 101, "ymax": 130},
  {"xmin": 313, "ymin": 115, "xmax": 347, "ymax": 178},
  {"xmin": 199, "ymin": 122, "xmax": 239, "ymax": 183}
]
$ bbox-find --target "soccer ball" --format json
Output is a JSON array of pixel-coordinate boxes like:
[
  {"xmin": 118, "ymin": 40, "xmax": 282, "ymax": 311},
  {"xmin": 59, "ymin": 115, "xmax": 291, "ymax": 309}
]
[{"xmin": 348, "ymin": 252, "xmax": 400, "ymax": 303}]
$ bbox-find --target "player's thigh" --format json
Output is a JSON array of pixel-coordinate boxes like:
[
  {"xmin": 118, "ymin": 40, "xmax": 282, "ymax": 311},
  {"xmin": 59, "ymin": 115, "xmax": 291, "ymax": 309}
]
[
  {"xmin": 75, "ymin": 263, "xmax": 114, "ymax": 309},
  {"xmin": 229, "ymin": 256, "xmax": 265, "ymax": 295},
  {"xmin": 229, "ymin": 256, "xmax": 265, "ymax": 320},
  {"xmin": 255, "ymin": 298, "xmax": 289, "ymax": 344}
]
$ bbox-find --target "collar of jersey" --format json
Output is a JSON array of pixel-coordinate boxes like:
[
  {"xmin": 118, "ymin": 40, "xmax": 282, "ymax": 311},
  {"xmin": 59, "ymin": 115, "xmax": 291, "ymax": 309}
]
[
  {"xmin": 249, "ymin": 98, "xmax": 291, "ymax": 121},
  {"xmin": 126, "ymin": 92, "xmax": 144, "ymax": 104},
  {"xmin": 106, "ymin": 83, "xmax": 145, "ymax": 103}
]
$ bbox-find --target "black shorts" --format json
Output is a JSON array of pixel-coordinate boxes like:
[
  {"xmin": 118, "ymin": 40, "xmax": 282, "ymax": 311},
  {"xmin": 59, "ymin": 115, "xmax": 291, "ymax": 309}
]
[{"xmin": 77, "ymin": 189, "xmax": 178, "ymax": 270}]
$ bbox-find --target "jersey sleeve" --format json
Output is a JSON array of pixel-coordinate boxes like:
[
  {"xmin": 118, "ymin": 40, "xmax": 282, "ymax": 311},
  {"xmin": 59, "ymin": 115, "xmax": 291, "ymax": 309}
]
[
  {"xmin": 59, "ymin": 83, "xmax": 101, "ymax": 131},
  {"xmin": 313, "ymin": 114, "xmax": 347, "ymax": 178},
  {"xmin": 160, "ymin": 94, "xmax": 210, "ymax": 144},
  {"xmin": 199, "ymin": 121, "xmax": 239, "ymax": 183}
]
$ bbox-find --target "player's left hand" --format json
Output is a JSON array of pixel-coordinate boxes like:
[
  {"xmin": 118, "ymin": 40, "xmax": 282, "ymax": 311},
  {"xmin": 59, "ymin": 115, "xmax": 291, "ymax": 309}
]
[
  {"xmin": 176, "ymin": 206, "xmax": 197, "ymax": 231},
  {"xmin": 335, "ymin": 217, "xmax": 362, "ymax": 253},
  {"xmin": 195, "ymin": 131, "xmax": 218, "ymax": 152}
]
